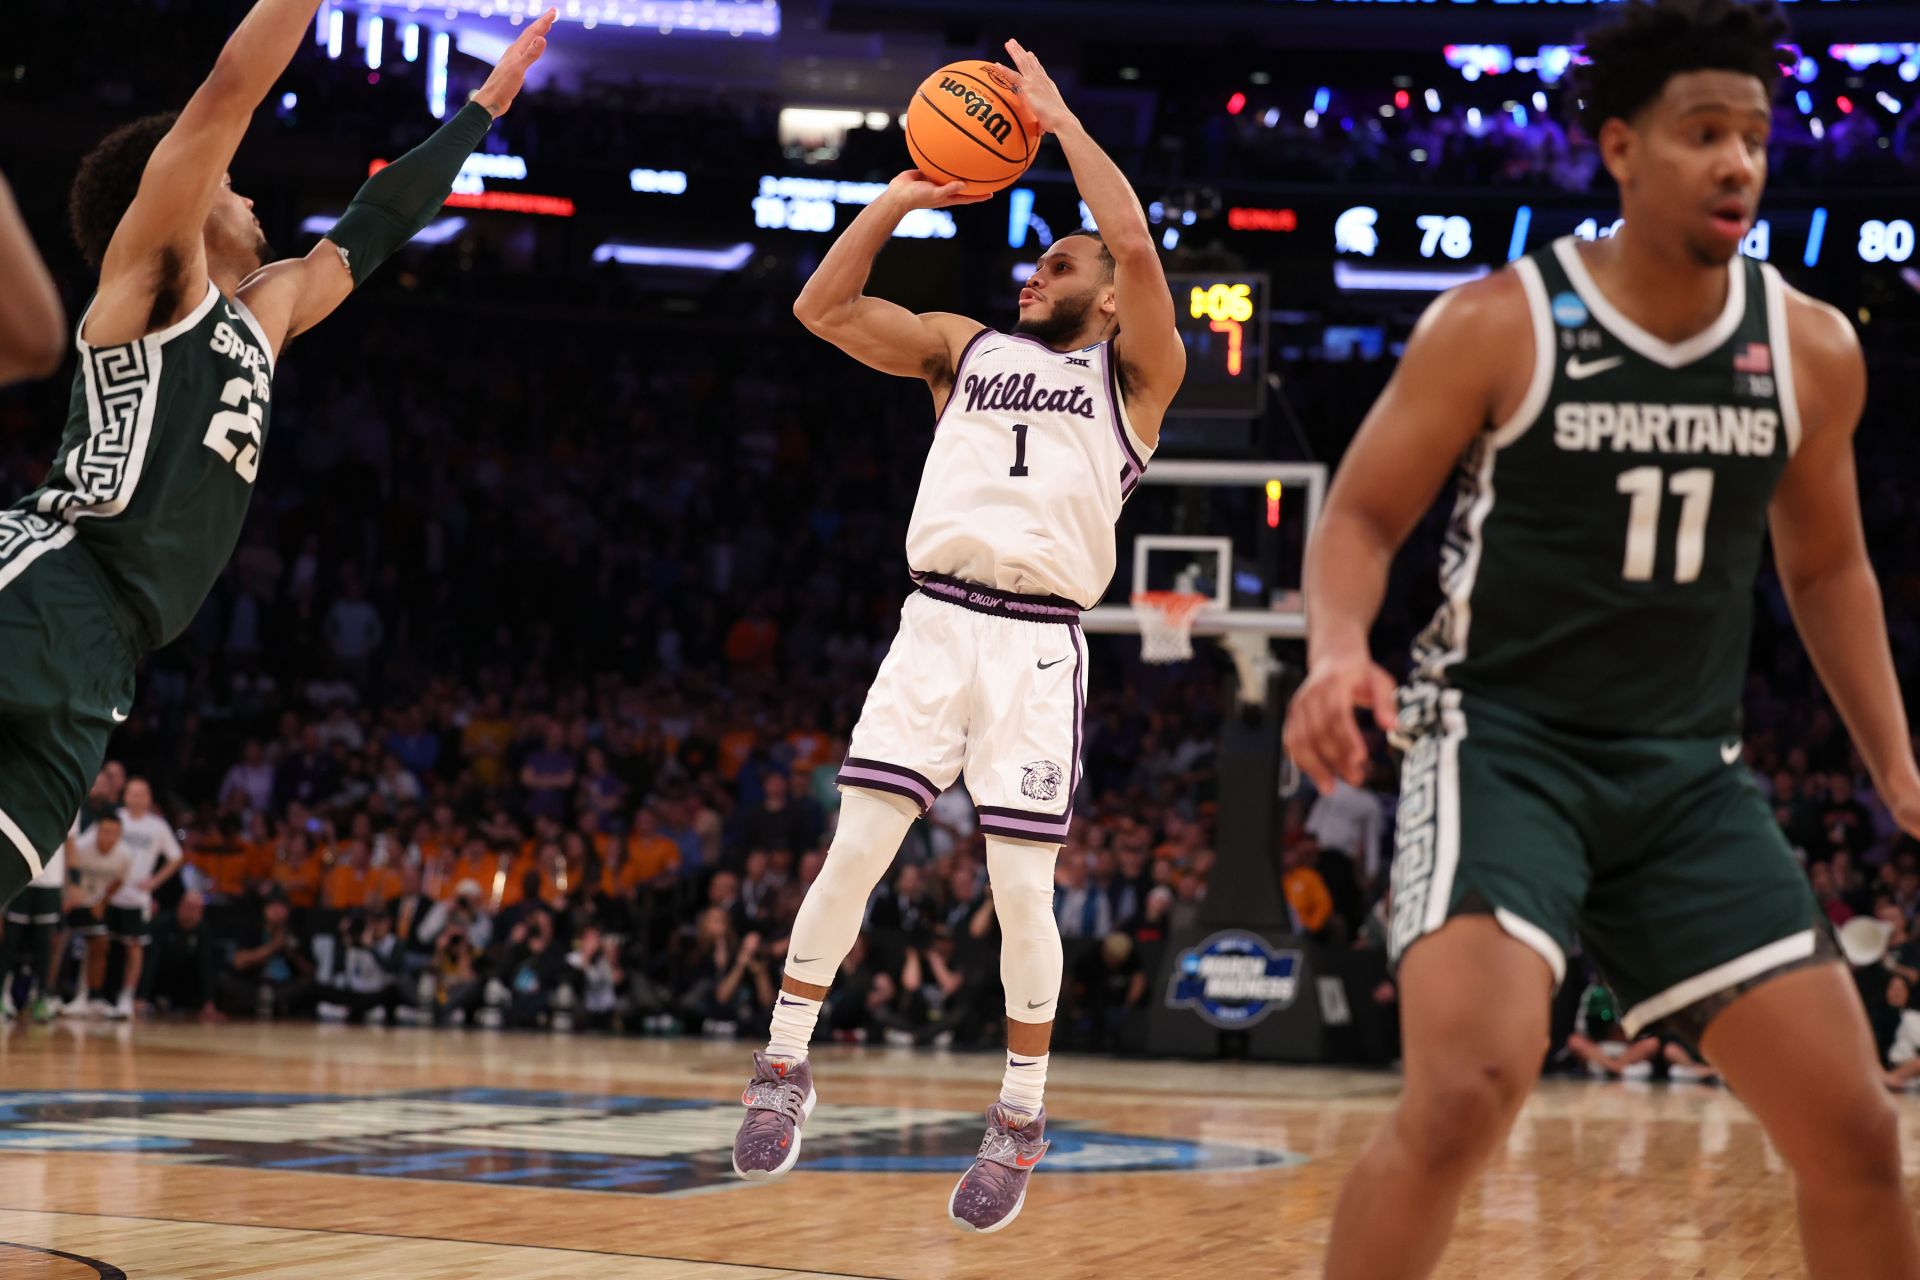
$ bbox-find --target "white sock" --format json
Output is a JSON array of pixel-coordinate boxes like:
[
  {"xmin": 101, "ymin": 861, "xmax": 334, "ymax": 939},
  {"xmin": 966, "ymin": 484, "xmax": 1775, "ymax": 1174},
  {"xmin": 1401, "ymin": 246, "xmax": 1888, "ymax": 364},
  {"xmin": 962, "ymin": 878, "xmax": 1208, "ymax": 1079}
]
[
  {"xmin": 999, "ymin": 1050, "xmax": 1048, "ymax": 1117},
  {"xmin": 766, "ymin": 992, "xmax": 823, "ymax": 1062}
]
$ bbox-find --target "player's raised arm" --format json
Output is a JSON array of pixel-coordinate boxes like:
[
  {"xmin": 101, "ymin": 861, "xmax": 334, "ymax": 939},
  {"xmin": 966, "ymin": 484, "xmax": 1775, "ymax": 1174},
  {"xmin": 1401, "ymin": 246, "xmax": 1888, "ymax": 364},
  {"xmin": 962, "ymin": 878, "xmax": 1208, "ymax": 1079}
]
[
  {"xmin": 238, "ymin": 10, "xmax": 555, "ymax": 356},
  {"xmin": 88, "ymin": 0, "xmax": 328, "ymax": 338},
  {"xmin": 791, "ymin": 171, "xmax": 988, "ymax": 392},
  {"xmin": 1002, "ymin": 40, "xmax": 1184, "ymax": 420},
  {"xmin": 1283, "ymin": 272, "xmax": 1531, "ymax": 791},
  {"xmin": 0, "ymin": 172, "xmax": 65, "ymax": 384}
]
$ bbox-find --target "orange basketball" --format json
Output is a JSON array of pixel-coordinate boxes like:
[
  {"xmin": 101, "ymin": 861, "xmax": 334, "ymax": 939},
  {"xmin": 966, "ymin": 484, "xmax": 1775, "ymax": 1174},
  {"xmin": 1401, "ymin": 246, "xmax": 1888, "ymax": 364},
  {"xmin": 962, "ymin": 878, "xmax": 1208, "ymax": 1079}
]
[{"xmin": 904, "ymin": 61, "xmax": 1042, "ymax": 197}]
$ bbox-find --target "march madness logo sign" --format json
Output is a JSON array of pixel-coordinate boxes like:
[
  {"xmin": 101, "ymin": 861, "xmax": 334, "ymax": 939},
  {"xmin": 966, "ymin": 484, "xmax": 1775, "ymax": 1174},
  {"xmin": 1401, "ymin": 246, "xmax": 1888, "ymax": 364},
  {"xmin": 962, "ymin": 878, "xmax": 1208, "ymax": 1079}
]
[
  {"xmin": 1166, "ymin": 930, "xmax": 1303, "ymax": 1029},
  {"xmin": 0, "ymin": 1088, "xmax": 1304, "ymax": 1194}
]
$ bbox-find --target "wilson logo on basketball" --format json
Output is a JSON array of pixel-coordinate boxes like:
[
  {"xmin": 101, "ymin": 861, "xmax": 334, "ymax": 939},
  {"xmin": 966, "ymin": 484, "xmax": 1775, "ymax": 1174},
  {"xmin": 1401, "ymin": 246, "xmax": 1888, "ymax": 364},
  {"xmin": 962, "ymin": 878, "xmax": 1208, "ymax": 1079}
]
[{"xmin": 935, "ymin": 76, "xmax": 1016, "ymax": 146}]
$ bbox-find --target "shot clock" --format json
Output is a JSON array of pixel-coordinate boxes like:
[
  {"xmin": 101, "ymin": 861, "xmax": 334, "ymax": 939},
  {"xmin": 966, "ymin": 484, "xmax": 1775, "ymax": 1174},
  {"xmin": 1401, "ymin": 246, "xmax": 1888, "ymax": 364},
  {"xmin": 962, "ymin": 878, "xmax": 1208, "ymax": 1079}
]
[{"xmin": 1166, "ymin": 273, "xmax": 1269, "ymax": 419}]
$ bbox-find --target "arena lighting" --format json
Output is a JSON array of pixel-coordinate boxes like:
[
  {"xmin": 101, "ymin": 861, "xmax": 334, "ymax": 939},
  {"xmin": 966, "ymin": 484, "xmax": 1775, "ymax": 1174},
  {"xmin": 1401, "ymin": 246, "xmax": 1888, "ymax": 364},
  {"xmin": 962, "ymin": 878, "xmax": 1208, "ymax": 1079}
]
[
  {"xmin": 1007, "ymin": 187, "xmax": 1036, "ymax": 248},
  {"xmin": 1837, "ymin": 95, "xmax": 1854, "ymax": 114},
  {"xmin": 1334, "ymin": 262, "xmax": 1490, "ymax": 294},
  {"xmin": 300, "ymin": 214, "xmax": 466, "ymax": 244},
  {"xmin": 1424, "ymin": 88, "xmax": 1440, "ymax": 111},
  {"xmin": 1227, "ymin": 207, "xmax": 1298, "ymax": 233},
  {"xmin": 1313, "ymin": 87, "xmax": 1330, "ymax": 115},
  {"xmin": 1226, "ymin": 92, "xmax": 1247, "ymax": 116},
  {"xmin": 1506, "ymin": 204, "xmax": 1532, "ymax": 263},
  {"xmin": 316, "ymin": 1, "xmax": 333, "ymax": 45},
  {"xmin": 368, "ymin": 157, "xmax": 574, "ymax": 214},
  {"xmin": 334, "ymin": 0, "xmax": 779, "ymax": 37},
  {"xmin": 365, "ymin": 15, "xmax": 383, "ymax": 68},
  {"xmin": 402, "ymin": 22, "xmax": 420, "ymax": 61},
  {"xmin": 1801, "ymin": 206, "xmax": 1827, "ymax": 268},
  {"xmin": 628, "ymin": 168, "xmax": 688, "ymax": 194},
  {"xmin": 1796, "ymin": 89, "xmax": 1814, "ymax": 114},
  {"xmin": 428, "ymin": 30, "xmax": 450, "ymax": 117},
  {"xmin": 591, "ymin": 241, "xmax": 755, "ymax": 270},
  {"xmin": 327, "ymin": 7, "xmax": 345, "ymax": 58},
  {"xmin": 1394, "ymin": 90, "xmax": 1409, "ymax": 110},
  {"xmin": 1878, "ymin": 93, "xmax": 1903, "ymax": 115}
]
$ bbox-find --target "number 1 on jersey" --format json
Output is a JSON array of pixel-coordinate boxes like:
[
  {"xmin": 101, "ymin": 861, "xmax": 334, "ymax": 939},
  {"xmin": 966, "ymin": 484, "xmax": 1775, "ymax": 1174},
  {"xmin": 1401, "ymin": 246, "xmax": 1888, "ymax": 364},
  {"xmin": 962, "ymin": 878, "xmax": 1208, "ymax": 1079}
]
[
  {"xmin": 1009, "ymin": 423, "xmax": 1030, "ymax": 477},
  {"xmin": 1616, "ymin": 466, "xmax": 1714, "ymax": 583}
]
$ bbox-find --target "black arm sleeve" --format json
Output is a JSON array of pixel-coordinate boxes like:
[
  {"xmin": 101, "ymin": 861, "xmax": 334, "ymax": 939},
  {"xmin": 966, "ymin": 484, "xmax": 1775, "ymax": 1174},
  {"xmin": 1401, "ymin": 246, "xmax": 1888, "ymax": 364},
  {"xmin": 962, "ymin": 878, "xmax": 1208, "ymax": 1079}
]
[{"xmin": 326, "ymin": 101, "xmax": 493, "ymax": 287}]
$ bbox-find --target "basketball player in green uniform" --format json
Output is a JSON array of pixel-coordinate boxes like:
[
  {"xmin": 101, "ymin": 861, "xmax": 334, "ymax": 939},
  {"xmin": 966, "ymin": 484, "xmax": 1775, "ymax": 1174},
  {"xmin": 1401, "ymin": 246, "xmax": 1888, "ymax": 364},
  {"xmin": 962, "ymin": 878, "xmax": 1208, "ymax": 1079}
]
[
  {"xmin": 0, "ymin": 170, "xmax": 66, "ymax": 386},
  {"xmin": 0, "ymin": 0, "xmax": 555, "ymax": 908},
  {"xmin": 1284, "ymin": 3, "xmax": 1920, "ymax": 1276}
]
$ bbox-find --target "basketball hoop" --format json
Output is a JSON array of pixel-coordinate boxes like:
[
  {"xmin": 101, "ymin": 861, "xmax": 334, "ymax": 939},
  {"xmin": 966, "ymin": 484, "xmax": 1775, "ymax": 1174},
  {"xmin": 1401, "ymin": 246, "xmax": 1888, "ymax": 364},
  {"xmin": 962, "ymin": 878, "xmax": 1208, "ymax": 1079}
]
[{"xmin": 1131, "ymin": 590, "xmax": 1212, "ymax": 664}]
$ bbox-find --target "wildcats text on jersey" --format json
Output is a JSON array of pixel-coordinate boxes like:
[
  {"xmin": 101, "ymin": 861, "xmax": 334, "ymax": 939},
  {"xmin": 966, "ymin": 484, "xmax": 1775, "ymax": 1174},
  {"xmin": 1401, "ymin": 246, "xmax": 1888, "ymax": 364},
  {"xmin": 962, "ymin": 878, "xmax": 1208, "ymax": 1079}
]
[
  {"xmin": 961, "ymin": 370, "xmax": 1097, "ymax": 419},
  {"xmin": 1552, "ymin": 403, "xmax": 1779, "ymax": 456}
]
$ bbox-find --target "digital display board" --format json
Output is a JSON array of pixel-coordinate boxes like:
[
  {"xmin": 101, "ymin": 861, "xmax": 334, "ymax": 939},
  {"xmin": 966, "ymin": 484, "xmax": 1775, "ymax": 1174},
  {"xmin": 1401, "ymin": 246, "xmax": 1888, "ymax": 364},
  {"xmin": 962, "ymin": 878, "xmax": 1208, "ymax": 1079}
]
[{"xmin": 1167, "ymin": 273, "xmax": 1269, "ymax": 418}]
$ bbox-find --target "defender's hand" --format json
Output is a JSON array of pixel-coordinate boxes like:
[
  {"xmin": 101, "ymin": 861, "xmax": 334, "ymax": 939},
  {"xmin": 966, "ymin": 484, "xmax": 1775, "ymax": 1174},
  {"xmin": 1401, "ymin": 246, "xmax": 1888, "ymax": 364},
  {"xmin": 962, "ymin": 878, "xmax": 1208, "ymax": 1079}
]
[
  {"xmin": 1282, "ymin": 654, "xmax": 1399, "ymax": 792},
  {"xmin": 471, "ymin": 8, "xmax": 557, "ymax": 119},
  {"xmin": 884, "ymin": 170, "xmax": 993, "ymax": 211},
  {"xmin": 1000, "ymin": 40, "xmax": 1073, "ymax": 134}
]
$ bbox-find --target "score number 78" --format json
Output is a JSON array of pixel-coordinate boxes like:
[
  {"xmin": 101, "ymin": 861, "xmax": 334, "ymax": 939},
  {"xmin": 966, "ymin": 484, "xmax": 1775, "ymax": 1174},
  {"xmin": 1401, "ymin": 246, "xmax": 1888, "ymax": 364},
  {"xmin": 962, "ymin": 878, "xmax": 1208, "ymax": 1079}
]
[{"xmin": 1189, "ymin": 282, "xmax": 1255, "ymax": 376}]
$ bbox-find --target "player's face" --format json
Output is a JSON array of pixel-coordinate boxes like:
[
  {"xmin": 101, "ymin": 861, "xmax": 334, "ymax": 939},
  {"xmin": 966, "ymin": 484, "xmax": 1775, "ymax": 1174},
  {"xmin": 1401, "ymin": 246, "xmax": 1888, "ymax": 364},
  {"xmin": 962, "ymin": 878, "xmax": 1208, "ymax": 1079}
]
[
  {"xmin": 206, "ymin": 173, "xmax": 272, "ymax": 275},
  {"xmin": 1015, "ymin": 237, "xmax": 1113, "ymax": 345},
  {"xmin": 1609, "ymin": 70, "xmax": 1770, "ymax": 267}
]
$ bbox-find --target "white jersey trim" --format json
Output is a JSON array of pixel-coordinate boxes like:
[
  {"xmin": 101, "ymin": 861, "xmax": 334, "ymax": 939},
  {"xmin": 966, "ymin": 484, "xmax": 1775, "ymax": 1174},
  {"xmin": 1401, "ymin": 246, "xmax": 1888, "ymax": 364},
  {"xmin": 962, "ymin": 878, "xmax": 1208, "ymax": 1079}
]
[
  {"xmin": 1492, "ymin": 257, "xmax": 1555, "ymax": 449},
  {"xmin": 229, "ymin": 293, "xmax": 278, "ymax": 378},
  {"xmin": 1759, "ymin": 263, "xmax": 1802, "ymax": 457},
  {"xmin": 66, "ymin": 280, "xmax": 220, "ymax": 523},
  {"xmin": 1553, "ymin": 237, "xmax": 1745, "ymax": 369},
  {"xmin": 933, "ymin": 326, "xmax": 993, "ymax": 432}
]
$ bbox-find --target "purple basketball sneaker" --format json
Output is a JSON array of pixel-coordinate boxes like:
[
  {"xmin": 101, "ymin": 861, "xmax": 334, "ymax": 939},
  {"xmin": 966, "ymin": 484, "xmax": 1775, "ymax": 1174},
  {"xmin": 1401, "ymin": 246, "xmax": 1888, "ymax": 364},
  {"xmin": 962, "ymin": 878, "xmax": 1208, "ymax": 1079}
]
[
  {"xmin": 948, "ymin": 1103, "xmax": 1049, "ymax": 1233},
  {"xmin": 732, "ymin": 1052, "xmax": 817, "ymax": 1180}
]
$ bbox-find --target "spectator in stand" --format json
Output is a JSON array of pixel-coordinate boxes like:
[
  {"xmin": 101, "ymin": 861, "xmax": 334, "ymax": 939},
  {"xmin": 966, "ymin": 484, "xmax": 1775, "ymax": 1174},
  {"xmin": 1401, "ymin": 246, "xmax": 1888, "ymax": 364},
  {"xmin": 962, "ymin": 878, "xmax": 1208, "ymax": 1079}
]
[
  {"xmin": 1306, "ymin": 775, "xmax": 1388, "ymax": 889},
  {"xmin": 222, "ymin": 889, "xmax": 314, "ymax": 1018},
  {"xmin": 520, "ymin": 723, "xmax": 579, "ymax": 823},
  {"xmin": 274, "ymin": 729, "xmax": 339, "ymax": 814},
  {"xmin": 1067, "ymin": 931, "xmax": 1147, "ymax": 1052},
  {"xmin": 1282, "ymin": 840, "xmax": 1335, "ymax": 944},
  {"xmin": 324, "ymin": 570, "xmax": 386, "ymax": 681},
  {"xmin": 142, "ymin": 892, "xmax": 222, "ymax": 1021},
  {"xmin": 1055, "ymin": 852, "xmax": 1113, "ymax": 942},
  {"xmin": 737, "ymin": 771, "xmax": 817, "ymax": 860},
  {"xmin": 220, "ymin": 741, "xmax": 277, "ymax": 817}
]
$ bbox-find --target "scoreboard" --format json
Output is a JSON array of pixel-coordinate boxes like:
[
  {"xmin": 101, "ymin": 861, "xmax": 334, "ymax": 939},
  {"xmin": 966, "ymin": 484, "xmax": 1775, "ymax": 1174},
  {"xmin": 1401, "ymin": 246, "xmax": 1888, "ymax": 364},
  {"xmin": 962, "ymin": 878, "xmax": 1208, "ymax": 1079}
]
[{"xmin": 1168, "ymin": 273, "xmax": 1269, "ymax": 419}]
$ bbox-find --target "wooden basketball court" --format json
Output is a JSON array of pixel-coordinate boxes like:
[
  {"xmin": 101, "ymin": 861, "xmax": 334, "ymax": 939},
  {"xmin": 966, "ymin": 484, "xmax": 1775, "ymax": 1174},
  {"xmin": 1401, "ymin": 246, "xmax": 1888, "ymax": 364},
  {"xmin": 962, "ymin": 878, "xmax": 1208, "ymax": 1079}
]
[{"xmin": 0, "ymin": 1021, "xmax": 1890, "ymax": 1277}]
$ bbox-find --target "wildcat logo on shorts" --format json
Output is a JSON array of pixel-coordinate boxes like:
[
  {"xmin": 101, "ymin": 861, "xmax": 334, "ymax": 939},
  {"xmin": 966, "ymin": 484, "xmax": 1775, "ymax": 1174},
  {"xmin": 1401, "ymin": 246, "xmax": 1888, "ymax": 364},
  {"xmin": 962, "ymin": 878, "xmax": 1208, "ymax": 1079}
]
[
  {"xmin": 1020, "ymin": 761, "xmax": 1063, "ymax": 802},
  {"xmin": 1167, "ymin": 931, "xmax": 1302, "ymax": 1028}
]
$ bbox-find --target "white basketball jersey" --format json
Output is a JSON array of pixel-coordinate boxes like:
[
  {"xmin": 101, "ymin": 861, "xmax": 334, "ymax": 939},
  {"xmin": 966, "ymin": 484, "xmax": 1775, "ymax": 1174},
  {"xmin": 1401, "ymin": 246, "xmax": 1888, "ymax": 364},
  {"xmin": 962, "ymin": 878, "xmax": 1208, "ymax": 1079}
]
[{"xmin": 904, "ymin": 331, "xmax": 1153, "ymax": 607}]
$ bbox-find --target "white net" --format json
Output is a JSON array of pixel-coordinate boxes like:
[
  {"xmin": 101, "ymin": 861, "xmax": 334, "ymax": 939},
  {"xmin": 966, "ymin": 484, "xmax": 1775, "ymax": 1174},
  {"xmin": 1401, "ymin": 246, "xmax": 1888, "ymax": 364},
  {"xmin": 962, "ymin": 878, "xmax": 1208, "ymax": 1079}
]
[{"xmin": 1131, "ymin": 591, "xmax": 1212, "ymax": 664}]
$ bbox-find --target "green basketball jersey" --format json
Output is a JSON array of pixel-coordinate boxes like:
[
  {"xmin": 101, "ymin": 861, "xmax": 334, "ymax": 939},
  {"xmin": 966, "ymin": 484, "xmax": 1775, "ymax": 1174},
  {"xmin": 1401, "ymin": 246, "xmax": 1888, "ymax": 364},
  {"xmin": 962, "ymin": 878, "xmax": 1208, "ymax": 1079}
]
[
  {"xmin": 1408, "ymin": 238, "xmax": 1798, "ymax": 739},
  {"xmin": 11, "ymin": 281, "xmax": 274, "ymax": 648}
]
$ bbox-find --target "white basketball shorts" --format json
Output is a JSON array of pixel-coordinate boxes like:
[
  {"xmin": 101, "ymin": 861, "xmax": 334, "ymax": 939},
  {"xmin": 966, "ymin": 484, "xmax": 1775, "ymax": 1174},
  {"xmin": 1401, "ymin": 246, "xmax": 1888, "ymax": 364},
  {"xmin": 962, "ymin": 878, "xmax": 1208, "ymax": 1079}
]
[{"xmin": 840, "ymin": 574, "xmax": 1087, "ymax": 844}]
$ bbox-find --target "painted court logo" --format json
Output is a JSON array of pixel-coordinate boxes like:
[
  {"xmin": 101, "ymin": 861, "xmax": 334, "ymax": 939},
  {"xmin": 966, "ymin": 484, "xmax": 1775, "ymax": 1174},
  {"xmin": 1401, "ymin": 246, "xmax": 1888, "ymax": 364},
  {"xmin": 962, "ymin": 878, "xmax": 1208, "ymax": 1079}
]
[
  {"xmin": 1166, "ymin": 931, "xmax": 1303, "ymax": 1029},
  {"xmin": 1020, "ymin": 760, "xmax": 1063, "ymax": 802},
  {"xmin": 0, "ymin": 1089, "xmax": 1304, "ymax": 1194}
]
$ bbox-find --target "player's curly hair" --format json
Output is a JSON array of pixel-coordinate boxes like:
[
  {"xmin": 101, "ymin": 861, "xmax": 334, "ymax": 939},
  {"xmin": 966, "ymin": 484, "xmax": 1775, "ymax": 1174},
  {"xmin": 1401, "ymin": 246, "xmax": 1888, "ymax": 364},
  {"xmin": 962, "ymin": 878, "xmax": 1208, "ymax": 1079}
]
[
  {"xmin": 1572, "ymin": 0, "xmax": 1789, "ymax": 136},
  {"xmin": 69, "ymin": 112, "xmax": 177, "ymax": 271},
  {"xmin": 1058, "ymin": 229, "xmax": 1117, "ymax": 283}
]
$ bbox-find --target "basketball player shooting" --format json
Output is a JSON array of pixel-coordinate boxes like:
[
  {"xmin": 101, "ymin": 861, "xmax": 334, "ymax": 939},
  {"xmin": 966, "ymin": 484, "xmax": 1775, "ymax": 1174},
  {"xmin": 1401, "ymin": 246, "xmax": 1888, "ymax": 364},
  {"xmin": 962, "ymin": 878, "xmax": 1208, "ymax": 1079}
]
[
  {"xmin": 0, "ymin": 2, "xmax": 553, "ymax": 911},
  {"xmin": 730, "ymin": 39, "xmax": 1185, "ymax": 1234},
  {"xmin": 1283, "ymin": 2, "xmax": 1920, "ymax": 1276}
]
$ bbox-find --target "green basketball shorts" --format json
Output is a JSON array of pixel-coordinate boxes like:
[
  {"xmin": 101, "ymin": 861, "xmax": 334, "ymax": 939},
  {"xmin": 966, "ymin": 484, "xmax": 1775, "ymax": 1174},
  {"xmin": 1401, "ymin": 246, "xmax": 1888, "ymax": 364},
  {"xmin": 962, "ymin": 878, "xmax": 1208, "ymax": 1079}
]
[
  {"xmin": 1388, "ymin": 685, "xmax": 1831, "ymax": 1042},
  {"xmin": 0, "ymin": 516, "xmax": 142, "ymax": 908}
]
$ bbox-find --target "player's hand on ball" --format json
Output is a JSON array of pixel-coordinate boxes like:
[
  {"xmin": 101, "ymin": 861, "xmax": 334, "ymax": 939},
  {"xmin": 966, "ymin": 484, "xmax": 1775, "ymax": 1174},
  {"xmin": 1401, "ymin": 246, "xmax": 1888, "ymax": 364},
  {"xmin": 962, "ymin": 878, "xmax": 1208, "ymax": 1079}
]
[
  {"xmin": 1282, "ymin": 653, "xmax": 1399, "ymax": 792},
  {"xmin": 1000, "ymin": 40, "xmax": 1072, "ymax": 134},
  {"xmin": 885, "ymin": 170, "xmax": 993, "ymax": 210},
  {"xmin": 471, "ymin": 7, "xmax": 557, "ymax": 118}
]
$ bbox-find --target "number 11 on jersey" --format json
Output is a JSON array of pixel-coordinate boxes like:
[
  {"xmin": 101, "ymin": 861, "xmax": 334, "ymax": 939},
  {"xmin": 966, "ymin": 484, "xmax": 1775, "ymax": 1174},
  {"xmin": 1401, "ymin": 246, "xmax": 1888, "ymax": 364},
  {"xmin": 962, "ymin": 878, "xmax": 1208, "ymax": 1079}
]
[{"xmin": 1616, "ymin": 466, "xmax": 1714, "ymax": 584}]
